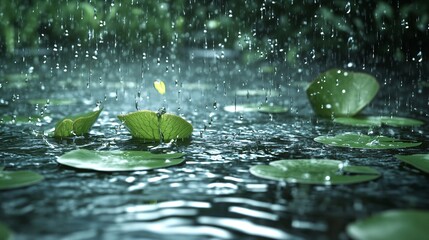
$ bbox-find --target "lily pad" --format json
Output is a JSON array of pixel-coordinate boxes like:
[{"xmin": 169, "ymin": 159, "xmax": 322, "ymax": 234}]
[
  {"xmin": 223, "ymin": 104, "xmax": 288, "ymax": 113},
  {"xmin": 395, "ymin": 154, "xmax": 429, "ymax": 174},
  {"xmin": 117, "ymin": 110, "xmax": 193, "ymax": 141},
  {"xmin": 0, "ymin": 170, "xmax": 44, "ymax": 190},
  {"xmin": 347, "ymin": 210, "xmax": 429, "ymax": 240},
  {"xmin": 314, "ymin": 133, "xmax": 421, "ymax": 149},
  {"xmin": 0, "ymin": 222, "xmax": 13, "ymax": 240},
  {"xmin": 306, "ymin": 69, "xmax": 379, "ymax": 118},
  {"xmin": 54, "ymin": 108, "xmax": 102, "ymax": 137},
  {"xmin": 56, "ymin": 149, "xmax": 185, "ymax": 172},
  {"xmin": 334, "ymin": 116, "xmax": 424, "ymax": 127},
  {"xmin": 249, "ymin": 159, "xmax": 381, "ymax": 185}
]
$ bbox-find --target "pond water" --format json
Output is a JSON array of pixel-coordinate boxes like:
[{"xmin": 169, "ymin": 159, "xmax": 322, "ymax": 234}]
[{"xmin": 1, "ymin": 50, "xmax": 429, "ymax": 240}]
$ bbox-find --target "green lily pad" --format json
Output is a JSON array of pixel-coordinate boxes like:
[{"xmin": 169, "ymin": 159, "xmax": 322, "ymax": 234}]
[
  {"xmin": 306, "ymin": 69, "xmax": 379, "ymax": 118},
  {"xmin": 56, "ymin": 149, "xmax": 185, "ymax": 172},
  {"xmin": 334, "ymin": 116, "xmax": 424, "ymax": 127},
  {"xmin": 395, "ymin": 154, "xmax": 429, "ymax": 174},
  {"xmin": 54, "ymin": 108, "xmax": 102, "ymax": 137},
  {"xmin": 249, "ymin": 159, "xmax": 381, "ymax": 185},
  {"xmin": 117, "ymin": 110, "xmax": 193, "ymax": 141},
  {"xmin": 314, "ymin": 133, "xmax": 421, "ymax": 149},
  {"xmin": 0, "ymin": 222, "xmax": 13, "ymax": 240},
  {"xmin": 0, "ymin": 170, "xmax": 44, "ymax": 190},
  {"xmin": 223, "ymin": 104, "xmax": 288, "ymax": 113},
  {"xmin": 347, "ymin": 210, "xmax": 429, "ymax": 240}
]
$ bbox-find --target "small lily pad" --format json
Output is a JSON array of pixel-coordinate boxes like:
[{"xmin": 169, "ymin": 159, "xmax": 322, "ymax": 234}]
[
  {"xmin": 249, "ymin": 159, "xmax": 381, "ymax": 185},
  {"xmin": 0, "ymin": 222, "xmax": 13, "ymax": 240},
  {"xmin": 56, "ymin": 149, "xmax": 185, "ymax": 172},
  {"xmin": 54, "ymin": 108, "xmax": 102, "ymax": 137},
  {"xmin": 117, "ymin": 110, "xmax": 193, "ymax": 141},
  {"xmin": 347, "ymin": 210, "xmax": 429, "ymax": 240},
  {"xmin": 334, "ymin": 116, "xmax": 424, "ymax": 127},
  {"xmin": 314, "ymin": 133, "xmax": 421, "ymax": 149},
  {"xmin": 223, "ymin": 104, "xmax": 288, "ymax": 113},
  {"xmin": 306, "ymin": 69, "xmax": 379, "ymax": 118},
  {"xmin": 395, "ymin": 154, "xmax": 429, "ymax": 174},
  {"xmin": 0, "ymin": 170, "xmax": 44, "ymax": 190}
]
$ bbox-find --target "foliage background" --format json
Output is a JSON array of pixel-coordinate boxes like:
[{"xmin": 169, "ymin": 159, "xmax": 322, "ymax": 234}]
[{"xmin": 1, "ymin": 0, "xmax": 428, "ymax": 63}]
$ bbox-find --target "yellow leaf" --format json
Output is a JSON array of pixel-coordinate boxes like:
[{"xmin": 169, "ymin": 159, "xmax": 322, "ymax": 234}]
[{"xmin": 153, "ymin": 80, "xmax": 166, "ymax": 95}]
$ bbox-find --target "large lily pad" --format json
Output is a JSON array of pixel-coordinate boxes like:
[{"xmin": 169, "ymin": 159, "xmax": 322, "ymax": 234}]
[
  {"xmin": 223, "ymin": 104, "xmax": 288, "ymax": 113},
  {"xmin": 334, "ymin": 116, "xmax": 424, "ymax": 127},
  {"xmin": 347, "ymin": 210, "xmax": 429, "ymax": 240},
  {"xmin": 0, "ymin": 170, "xmax": 44, "ymax": 190},
  {"xmin": 306, "ymin": 69, "xmax": 379, "ymax": 118},
  {"xmin": 54, "ymin": 108, "xmax": 102, "ymax": 137},
  {"xmin": 314, "ymin": 133, "xmax": 421, "ymax": 149},
  {"xmin": 0, "ymin": 222, "xmax": 13, "ymax": 240},
  {"xmin": 56, "ymin": 149, "xmax": 185, "ymax": 172},
  {"xmin": 117, "ymin": 110, "xmax": 193, "ymax": 141},
  {"xmin": 249, "ymin": 159, "xmax": 381, "ymax": 185},
  {"xmin": 395, "ymin": 154, "xmax": 429, "ymax": 174}
]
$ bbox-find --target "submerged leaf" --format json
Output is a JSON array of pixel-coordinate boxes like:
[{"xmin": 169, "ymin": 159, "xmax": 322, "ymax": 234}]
[
  {"xmin": 223, "ymin": 104, "xmax": 288, "ymax": 113},
  {"xmin": 153, "ymin": 80, "xmax": 166, "ymax": 95},
  {"xmin": 0, "ymin": 222, "xmax": 13, "ymax": 240},
  {"xmin": 54, "ymin": 108, "xmax": 102, "ymax": 137},
  {"xmin": 334, "ymin": 116, "xmax": 424, "ymax": 127},
  {"xmin": 306, "ymin": 69, "xmax": 379, "ymax": 118},
  {"xmin": 57, "ymin": 149, "xmax": 185, "ymax": 172},
  {"xmin": 395, "ymin": 154, "xmax": 429, "ymax": 174},
  {"xmin": 117, "ymin": 110, "xmax": 193, "ymax": 141},
  {"xmin": 314, "ymin": 133, "xmax": 421, "ymax": 149},
  {"xmin": 347, "ymin": 210, "xmax": 429, "ymax": 240},
  {"xmin": 249, "ymin": 159, "xmax": 381, "ymax": 185},
  {"xmin": 0, "ymin": 170, "xmax": 44, "ymax": 190}
]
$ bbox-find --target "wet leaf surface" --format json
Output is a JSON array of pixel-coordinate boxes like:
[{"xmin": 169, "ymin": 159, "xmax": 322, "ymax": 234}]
[
  {"xmin": 395, "ymin": 154, "xmax": 429, "ymax": 174},
  {"xmin": 117, "ymin": 110, "xmax": 193, "ymax": 141},
  {"xmin": 334, "ymin": 116, "xmax": 424, "ymax": 127},
  {"xmin": 249, "ymin": 159, "xmax": 381, "ymax": 185},
  {"xmin": 54, "ymin": 108, "xmax": 102, "ymax": 137},
  {"xmin": 0, "ymin": 170, "xmax": 44, "ymax": 190},
  {"xmin": 306, "ymin": 69, "xmax": 379, "ymax": 118},
  {"xmin": 314, "ymin": 133, "xmax": 421, "ymax": 149},
  {"xmin": 347, "ymin": 210, "xmax": 429, "ymax": 240},
  {"xmin": 56, "ymin": 149, "xmax": 185, "ymax": 172}
]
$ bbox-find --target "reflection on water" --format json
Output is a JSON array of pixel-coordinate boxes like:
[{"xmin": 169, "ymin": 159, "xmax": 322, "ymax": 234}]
[{"xmin": 0, "ymin": 51, "xmax": 429, "ymax": 239}]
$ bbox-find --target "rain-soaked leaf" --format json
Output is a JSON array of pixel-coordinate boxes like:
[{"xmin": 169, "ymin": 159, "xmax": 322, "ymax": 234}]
[
  {"xmin": 0, "ymin": 222, "xmax": 13, "ymax": 240},
  {"xmin": 306, "ymin": 69, "xmax": 379, "ymax": 118},
  {"xmin": 56, "ymin": 149, "xmax": 185, "ymax": 172},
  {"xmin": 347, "ymin": 210, "xmax": 429, "ymax": 240},
  {"xmin": 223, "ymin": 104, "xmax": 288, "ymax": 113},
  {"xmin": 54, "ymin": 108, "xmax": 102, "ymax": 137},
  {"xmin": 153, "ymin": 80, "xmax": 166, "ymax": 95},
  {"xmin": 0, "ymin": 170, "xmax": 44, "ymax": 190},
  {"xmin": 314, "ymin": 133, "xmax": 421, "ymax": 149},
  {"xmin": 334, "ymin": 116, "xmax": 424, "ymax": 127},
  {"xmin": 249, "ymin": 159, "xmax": 380, "ymax": 185},
  {"xmin": 395, "ymin": 154, "xmax": 429, "ymax": 174},
  {"xmin": 117, "ymin": 110, "xmax": 193, "ymax": 141}
]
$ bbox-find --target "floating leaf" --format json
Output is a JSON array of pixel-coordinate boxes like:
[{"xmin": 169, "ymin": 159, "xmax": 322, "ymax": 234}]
[
  {"xmin": 347, "ymin": 210, "xmax": 429, "ymax": 240},
  {"xmin": 0, "ymin": 170, "xmax": 44, "ymax": 190},
  {"xmin": 117, "ymin": 110, "xmax": 193, "ymax": 141},
  {"xmin": 153, "ymin": 80, "xmax": 166, "ymax": 95},
  {"xmin": 57, "ymin": 149, "xmax": 185, "ymax": 172},
  {"xmin": 395, "ymin": 154, "xmax": 429, "ymax": 174},
  {"xmin": 223, "ymin": 104, "xmax": 288, "ymax": 113},
  {"xmin": 249, "ymin": 159, "xmax": 381, "ymax": 185},
  {"xmin": 334, "ymin": 116, "xmax": 424, "ymax": 127},
  {"xmin": 314, "ymin": 133, "xmax": 421, "ymax": 149},
  {"xmin": 0, "ymin": 222, "xmax": 13, "ymax": 240},
  {"xmin": 54, "ymin": 108, "xmax": 102, "ymax": 137},
  {"xmin": 306, "ymin": 69, "xmax": 379, "ymax": 118}
]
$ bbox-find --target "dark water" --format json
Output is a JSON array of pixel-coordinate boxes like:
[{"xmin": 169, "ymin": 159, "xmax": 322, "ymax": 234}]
[{"xmin": 1, "ymin": 50, "xmax": 429, "ymax": 239}]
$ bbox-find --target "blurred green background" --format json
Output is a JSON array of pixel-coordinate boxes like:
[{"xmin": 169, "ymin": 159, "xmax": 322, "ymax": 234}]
[{"xmin": 1, "ymin": 0, "xmax": 428, "ymax": 62}]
